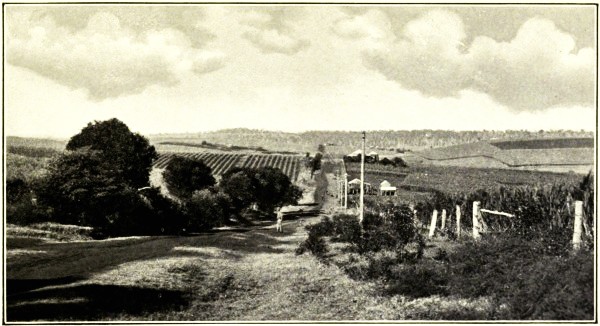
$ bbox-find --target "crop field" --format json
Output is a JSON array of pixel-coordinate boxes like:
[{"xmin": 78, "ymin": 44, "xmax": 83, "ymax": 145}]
[
  {"xmin": 413, "ymin": 138, "xmax": 594, "ymax": 174},
  {"xmin": 154, "ymin": 152, "xmax": 303, "ymax": 181},
  {"xmin": 490, "ymin": 137, "xmax": 594, "ymax": 150},
  {"xmin": 343, "ymin": 162, "xmax": 583, "ymax": 197}
]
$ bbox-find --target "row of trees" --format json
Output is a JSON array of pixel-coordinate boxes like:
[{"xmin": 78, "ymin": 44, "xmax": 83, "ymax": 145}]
[{"xmin": 7, "ymin": 119, "xmax": 302, "ymax": 237}]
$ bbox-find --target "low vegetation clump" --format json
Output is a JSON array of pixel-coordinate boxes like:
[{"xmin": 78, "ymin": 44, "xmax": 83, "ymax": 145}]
[
  {"xmin": 297, "ymin": 204, "xmax": 424, "ymax": 260},
  {"xmin": 387, "ymin": 235, "xmax": 594, "ymax": 320},
  {"xmin": 6, "ymin": 222, "xmax": 94, "ymax": 242}
]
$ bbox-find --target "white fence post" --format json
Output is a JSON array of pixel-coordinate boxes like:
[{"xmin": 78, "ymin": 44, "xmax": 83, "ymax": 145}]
[
  {"xmin": 472, "ymin": 201, "xmax": 480, "ymax": 240},
  {"xmin": 456, "ymin": 205, "xmax": 461, "ymax": 239},
  {"xmin": 573, "ymin": 201, "xmax": 584, "ymax": 250},
  {"xmin": 441, "ymin": 209, "xmax": 447, "ymax": 229},
  {"xmin": 428, "ymin": 210, "xmax": 438, "ymax": 238}
]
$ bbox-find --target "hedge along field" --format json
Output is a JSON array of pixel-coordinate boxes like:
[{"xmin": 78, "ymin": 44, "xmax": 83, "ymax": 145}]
[{"xmin": 154, "ymin": 152, "xmax": 303, "ymax": 182}]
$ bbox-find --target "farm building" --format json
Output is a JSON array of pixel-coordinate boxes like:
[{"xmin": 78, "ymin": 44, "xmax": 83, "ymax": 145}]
[
  {"xmin": 344, "ymin": 150, "xmax": 379, "ymax": 163},
  {"xmin": 379, "ymin": 180, "xmax": 397, "ymax": 196},
  {"xmin": 348, "ymin": 178, "xmax": 372, "ymax": 194},
  {"xmin": 367, "ymin": 151, "xmax": 379, "ymax": 162},
  {"xmin": 413, "ymin": 138, "xmax": 594, "ymax": 174}
]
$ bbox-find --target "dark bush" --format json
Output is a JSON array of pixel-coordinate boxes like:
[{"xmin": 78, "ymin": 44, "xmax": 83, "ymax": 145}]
[
  {"xmin": 164, "ymin": 156, "xmax": 216, "ymax": 200},
  {"xmin": 138, "ymin": 187, "xmax": 187, "ymax": 235},
  {"xmin": 392, "ymin": 156, "xmax": 407, "ymax": 167},
  {"xmin": 304, "ymin": 216, "xmax": 334, "ymax": 238},
  {"xmin": 185, "ymin": 189, "xmax": 232, "ymax": 232},
  {"xmin": 6, "ymin": 199, "xmax": 51, "ymax": 225},
  {"xmin": 7, "ymin": 178, "xmax": 31, "ymax": 204},
  {"xmin": 6, "ymin": 178, "xmax": 52, "ymax": 225},
  {"xmin": 331, "ymin": 214, "xmax": 362, "ymax": 243},
  {"xmin": 296, "ymin": 229, "xmax": 328, "ymax": 258}
]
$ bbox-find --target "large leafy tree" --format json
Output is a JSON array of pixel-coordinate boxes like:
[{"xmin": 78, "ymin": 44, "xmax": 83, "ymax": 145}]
[
  {"xmin": 253, "ymin": 167, "xmax": 303, "ymax": 212},
  {"xmin": 36, "ymin": 150, "xmax": 138, "ymax": 228},
  {"xmin": 220, "ymin": 167, "xmax": 257, "ymax": 213},
  {"xmin": 220, "ymin": 166, "xmax": 302, "ymax": 215},
  {"xmin": 35, "ymin": 119, "xmax": 169, "ymax": 235},
  {"xmin": 66, "ymin": 118, "xmax": 157, "ymax": 188},
  {"xmin": 163, "ymin": 156, "xmax": 216, "ymax": 200}
]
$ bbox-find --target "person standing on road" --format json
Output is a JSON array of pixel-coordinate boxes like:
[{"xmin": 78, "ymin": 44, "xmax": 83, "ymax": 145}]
[{"xmin": 276, "ymin": 207, "xmax": 284, "ymax": 233}]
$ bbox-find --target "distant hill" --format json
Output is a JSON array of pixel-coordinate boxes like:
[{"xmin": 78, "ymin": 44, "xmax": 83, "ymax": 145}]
[
  {"xmin": 412, "ymin": 138, "xmax": 595, "ymax": 174},
  {"xmin": 149, "ymin": 129, "xmax": 594, "ymax": 157},
  {"xmin": 6, "ymin": 136, "xmax": 67, "ymax": 150}
]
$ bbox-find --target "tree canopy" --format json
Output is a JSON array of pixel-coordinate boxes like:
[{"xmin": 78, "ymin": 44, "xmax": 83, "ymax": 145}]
[
  {"xmin": 66, "ymin": 118, "xmax": 157, "ymax": 188},
  {"xmin": 163, "ymin": 156, "xmax": 216, "ymax": 200},
  {"xmin": 220, "ymin": 166, "xmax": 302, "ymax": 214}
]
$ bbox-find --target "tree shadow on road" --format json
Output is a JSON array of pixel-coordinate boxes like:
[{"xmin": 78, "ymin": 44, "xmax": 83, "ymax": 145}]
[{"xmin": 6, "ymin": 281, "xmax": 190, "ymax": 321}]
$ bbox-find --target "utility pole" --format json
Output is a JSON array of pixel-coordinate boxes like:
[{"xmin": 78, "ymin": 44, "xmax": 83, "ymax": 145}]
[{"xmin": 359, "ymin": 131, "xmax": 365, "ymax": 224}]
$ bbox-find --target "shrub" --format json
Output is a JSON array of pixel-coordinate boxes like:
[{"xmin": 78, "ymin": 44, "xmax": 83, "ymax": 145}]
[
  {"xmin": 185, "ymin": 189, "xmax": 232, "ymax": 232},
  {"xmin": 139, "ymin": 187, "xmax": 187, "ymax": 235},
  {"xmin": 331, "ymin": 214, "xmax": 362, "ymax": 243},
  {"xmin": 445, "ymin": 235, "xmax": 594, "ymax": 320},
  {"xmin": 304, "ymin": 216, "xmax": 334, "ymax": 238},
  {"xmin": 6, "ymin": 199, "xmax": 51, "ymax": 225},
  {"xmin": 164, "ymin": 156, "xmax": 216, "ymax": 200},
  {"xmin": 296, "ymin": 229, "xmax": 328, "ymax": 258},
  {"xmin": 6, "ymin": 178, "xmax": 31, "ymax": 204}
]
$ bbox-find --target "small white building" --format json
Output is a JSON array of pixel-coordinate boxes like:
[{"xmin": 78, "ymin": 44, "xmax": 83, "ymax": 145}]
[
  {"xmin": 379, "ymin": 180, "xmax": 397, "ymax": 196},
  {"xmin": 348, "ymin": 178, "xmax": 372, "ymax": 194}
]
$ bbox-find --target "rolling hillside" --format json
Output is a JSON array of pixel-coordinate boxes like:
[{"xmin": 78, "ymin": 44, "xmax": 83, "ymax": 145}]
[{"xmin": 412, "ymin": 138, "xmax": 594, "ymax": 174}]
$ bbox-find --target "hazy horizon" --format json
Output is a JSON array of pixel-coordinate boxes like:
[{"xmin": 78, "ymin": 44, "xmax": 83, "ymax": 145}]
[
  {"xmin": 6, "ymin": 126, "xmax": 595, "ymax": 141},
  {"xmin": 4, "ymin": 4, "xmax": 597, "ymax": 138}
]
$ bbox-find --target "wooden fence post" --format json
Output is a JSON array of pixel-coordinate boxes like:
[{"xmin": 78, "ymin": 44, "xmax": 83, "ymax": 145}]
[
  {"xmin": 441, "ymin": 209, "xmax": 447, "ymax": 229},
  {"xmin": 456, "ymin": 205, "xmax": 461, "ymax": 239},
  {"xmin": 429, "ymin": 210, "xmax": 438, "ymax": 238},
  {"xmin": 573, "ymin": 201, "xmax": 583, "ymax": 250},
  {"xmin": 472, "ymin": 201, "xmax": 480, "ymax": 240},
  {"xmin": 413, "ymin": 209, "xmax": 418, "ymax": 227}
]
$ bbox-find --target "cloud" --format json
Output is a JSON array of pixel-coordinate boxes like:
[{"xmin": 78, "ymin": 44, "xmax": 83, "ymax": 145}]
[
  {"xmin": 6, "ymin": 10, "xmax": 225, "ymax": 100},
  {"xmin": 333, "ymin": 9, "xmax": 394, "ymax": 46},
  {"xmin": 347, "ymin": 10, "xmax": 594, "ymax": 111},
  {"xmin": 240, "ymin": 9, "xmax": 309, "ymax": 55}
]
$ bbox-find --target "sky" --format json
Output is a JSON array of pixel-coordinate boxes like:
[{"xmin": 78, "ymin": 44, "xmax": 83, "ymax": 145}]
[{"xmin": 3, "ymin": 4, "xmax": 597, "ymax": 138}]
